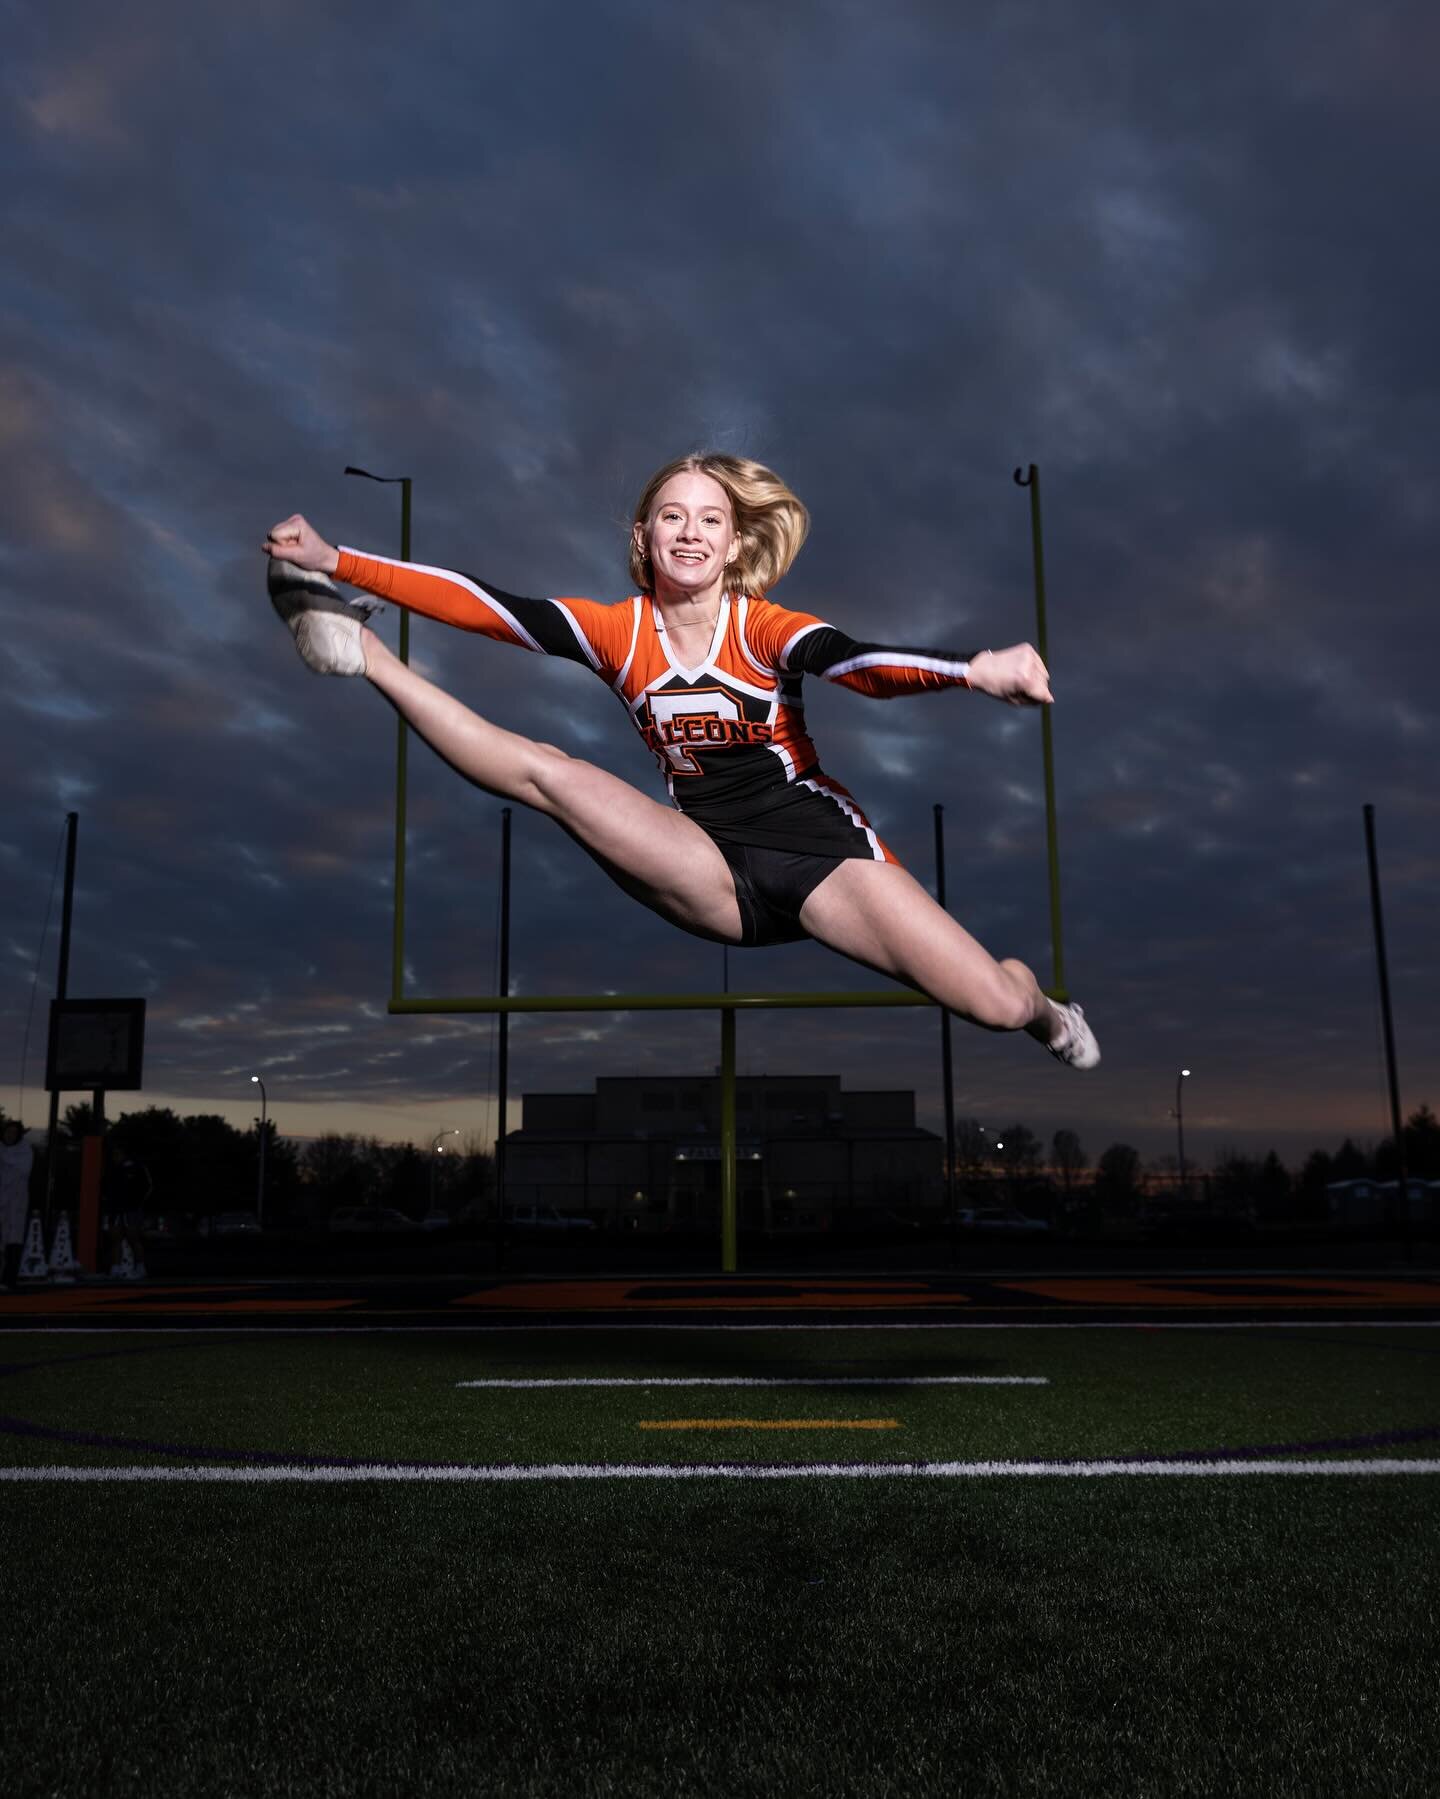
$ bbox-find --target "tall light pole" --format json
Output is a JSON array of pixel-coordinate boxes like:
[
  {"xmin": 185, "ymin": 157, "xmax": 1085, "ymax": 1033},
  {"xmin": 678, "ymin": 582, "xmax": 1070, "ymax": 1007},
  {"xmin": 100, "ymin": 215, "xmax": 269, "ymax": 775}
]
[
  {"xmin": 495, "ymin": 808, "xmax": 512, "ymax": 1272},
  {"xmin": 430, "ymin": 1128, "xmax": 461, "ymax": 1217},
  {"xmin": 1363, "ymin": 804, "xmax": 1408, "ymax": 1243},
  {"xmin": 250, "ymin": 1075, "xmax": 268, "ymax": 1228},
  {"xmin": 934, "ymin": 806, "xmax": 958, "ymax": 1244},
  {"xmin": 1174, "ymin": 1069, "xmax": 1190, "ymax": 1197},
  {"xmin": 43, "ymin": 812, "xmax": 79, "ymax": 1227}
]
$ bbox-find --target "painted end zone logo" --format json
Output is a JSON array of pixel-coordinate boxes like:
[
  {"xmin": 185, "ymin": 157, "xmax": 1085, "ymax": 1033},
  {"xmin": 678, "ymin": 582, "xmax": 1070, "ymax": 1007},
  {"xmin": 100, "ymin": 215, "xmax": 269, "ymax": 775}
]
[{"xmin": 640, "ymin": 685, "xmax": 773, "ymax": 774}]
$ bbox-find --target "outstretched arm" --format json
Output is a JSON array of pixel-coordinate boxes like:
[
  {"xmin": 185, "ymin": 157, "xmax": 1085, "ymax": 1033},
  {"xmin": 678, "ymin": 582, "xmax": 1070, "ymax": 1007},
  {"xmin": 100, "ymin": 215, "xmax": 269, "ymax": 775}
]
[
  {"xmin": 263, "ymin": 514, "xmax": 606, "ymax": 668},
  {"xmin": 744, "ymin": 599, "xmax": 1053, "ymax": 706}
]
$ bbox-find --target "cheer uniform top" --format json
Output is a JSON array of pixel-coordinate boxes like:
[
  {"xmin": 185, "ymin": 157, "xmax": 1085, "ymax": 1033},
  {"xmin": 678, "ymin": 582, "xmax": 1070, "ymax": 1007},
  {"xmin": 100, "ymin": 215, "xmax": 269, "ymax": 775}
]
[{"xmin": 335, "ymin": 548, "xmax": 980, "ymax": 944}]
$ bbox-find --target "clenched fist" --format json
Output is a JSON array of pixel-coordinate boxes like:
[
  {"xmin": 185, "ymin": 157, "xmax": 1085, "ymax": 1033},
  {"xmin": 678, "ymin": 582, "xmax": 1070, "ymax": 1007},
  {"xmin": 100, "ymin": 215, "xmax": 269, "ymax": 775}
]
[
  {"xmin": 966, "ymin": 644, "xmax": 1053, "ymax": 706},
  {"xmin": 263, "ymin": 514, "xmax": 340, "ymax": 576}
]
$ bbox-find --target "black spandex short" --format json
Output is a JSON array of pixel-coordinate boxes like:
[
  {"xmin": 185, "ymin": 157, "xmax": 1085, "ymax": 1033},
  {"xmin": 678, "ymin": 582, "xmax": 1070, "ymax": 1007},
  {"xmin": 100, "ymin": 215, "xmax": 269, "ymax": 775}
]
[
  {"xmin": 692, "ymin": 769, "xmax": 893, "ymax": 948},
  {"xmin": 714, "ymin": 840, "xmax": 850, "ymax": 948}
]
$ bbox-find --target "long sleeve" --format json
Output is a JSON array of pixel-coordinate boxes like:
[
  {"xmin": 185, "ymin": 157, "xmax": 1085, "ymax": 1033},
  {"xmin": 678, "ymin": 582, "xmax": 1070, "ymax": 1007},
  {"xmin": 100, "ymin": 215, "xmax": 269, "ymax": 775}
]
[
  {"xmin": 334, "ymin": 548, "xmax": 625, "ymax": 672},
  {"xmin": 741, "ymin": 597, "xmax": 979, "ymax": 698}
]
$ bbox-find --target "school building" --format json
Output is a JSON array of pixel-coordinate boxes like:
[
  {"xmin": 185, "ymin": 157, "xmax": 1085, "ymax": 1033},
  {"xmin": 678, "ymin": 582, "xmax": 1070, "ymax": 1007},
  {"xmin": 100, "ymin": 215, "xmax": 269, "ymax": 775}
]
[{"xmin": 501, "ymin": 1073, "xmax": 944, "ymax": 1234}]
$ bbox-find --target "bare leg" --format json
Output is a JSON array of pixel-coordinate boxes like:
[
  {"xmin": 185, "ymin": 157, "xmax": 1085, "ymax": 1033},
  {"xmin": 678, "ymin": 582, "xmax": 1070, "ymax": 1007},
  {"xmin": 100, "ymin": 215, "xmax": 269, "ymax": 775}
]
[
  {"xmin": 360, "ymin": 631, "xmax": 743, "ymax": 943},
  {"xmin": 799, "ymin": 859, "xmax": 1065, "ymax": 1042}
]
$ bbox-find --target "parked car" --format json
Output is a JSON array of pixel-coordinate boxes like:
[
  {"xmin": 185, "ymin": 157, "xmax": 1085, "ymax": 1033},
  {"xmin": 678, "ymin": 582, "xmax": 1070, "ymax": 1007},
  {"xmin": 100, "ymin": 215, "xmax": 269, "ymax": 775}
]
[
  {"xmin": 329, "ymin": 1206, "xmax": 422, "ymax": 1234},
  {"xmin": 418, "ymin": 1210, "xmax": 453, "ymax": 1232},
  {"xmin": 503, "ymin": 1204, "xmax": 598, "ymax": 1233},
  {"xmin": 210, "ymin": 1210, "xmax": 261, "ymax": 1237},
  {"xmin": 955, "ymin": 1207, "xmax": 1049, "ymax": 1234}
]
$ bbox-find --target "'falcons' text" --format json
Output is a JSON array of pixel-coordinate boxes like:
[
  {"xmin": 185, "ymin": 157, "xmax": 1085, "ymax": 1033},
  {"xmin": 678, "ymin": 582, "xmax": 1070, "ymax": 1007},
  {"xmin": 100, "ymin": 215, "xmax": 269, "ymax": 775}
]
[{"xmin": 641, "ymin": 714, "xmax": 774, "ymax": 755}]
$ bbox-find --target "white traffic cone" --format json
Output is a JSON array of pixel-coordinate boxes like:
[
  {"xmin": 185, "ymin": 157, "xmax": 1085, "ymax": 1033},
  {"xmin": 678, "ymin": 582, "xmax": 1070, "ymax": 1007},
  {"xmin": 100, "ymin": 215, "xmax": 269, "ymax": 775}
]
[
  {"xmin": 17, "ymin": 1211, "xmax": 50, "ymax": 1283},
  {"xmin": 112, "ymin": 1238, "xmax": 137, "ymax": 1281},
  {"xmin": 49, "ymin": 1214, "xmax": 79, "ymax": 1285}
]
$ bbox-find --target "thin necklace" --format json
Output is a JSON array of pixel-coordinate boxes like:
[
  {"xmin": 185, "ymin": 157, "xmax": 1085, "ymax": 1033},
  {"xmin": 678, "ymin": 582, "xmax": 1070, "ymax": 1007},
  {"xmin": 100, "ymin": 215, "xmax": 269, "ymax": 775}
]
[{"xmin": 657, "ymin": 599, "xmax": 724, "ymax": 630}]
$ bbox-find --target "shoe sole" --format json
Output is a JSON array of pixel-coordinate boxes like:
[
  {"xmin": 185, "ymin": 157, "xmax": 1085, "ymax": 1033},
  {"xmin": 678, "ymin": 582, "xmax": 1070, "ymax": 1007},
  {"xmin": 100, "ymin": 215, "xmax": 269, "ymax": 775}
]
[
  {"xmin": 1048, "ymin": 1002, "xmax": 1101, "ymax": 1071},
  {"xmin": 268, "ymin": 560, "xmax": 377, "ymax": 676}
]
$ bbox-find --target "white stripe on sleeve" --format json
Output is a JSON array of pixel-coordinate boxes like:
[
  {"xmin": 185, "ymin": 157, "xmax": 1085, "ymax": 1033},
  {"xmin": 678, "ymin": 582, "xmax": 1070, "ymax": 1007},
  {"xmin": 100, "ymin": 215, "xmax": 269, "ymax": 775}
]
[{"xmin": 824, "ymin": 650, "xmax": 971, "ymax": 682}]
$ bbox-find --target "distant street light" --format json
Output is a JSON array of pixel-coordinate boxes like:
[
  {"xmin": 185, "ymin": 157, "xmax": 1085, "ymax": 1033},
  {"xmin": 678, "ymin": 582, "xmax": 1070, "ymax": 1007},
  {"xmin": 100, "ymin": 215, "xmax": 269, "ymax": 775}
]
[
  {"xmin": 430, "ymin": 1128, "xmax": 461, "ymax": 1217},
  {"xmin": 250, "ymin": 1075, "xmax": 268, "ymax": 1229},
  {"xmin": 1174, "ymin": 1069, "xmax": 1191, "ymax": 1197},
  {"xmin": 974, "ymin": 1125, "xmax": 1003, "ymax": 1196},
  {"xmin": 974, "ymin": 1126, "xmax": 1003, "ymax": 1157}
]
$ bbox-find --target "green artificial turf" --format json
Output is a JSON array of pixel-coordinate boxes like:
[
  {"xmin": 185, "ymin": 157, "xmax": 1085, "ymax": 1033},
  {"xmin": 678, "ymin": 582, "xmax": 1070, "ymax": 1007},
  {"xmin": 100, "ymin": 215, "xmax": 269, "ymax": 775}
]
[
  {"xmin": 1, "ymin": 1482, "xmax": 1436, "ymax": 1796},
  {"xmin": 0, "ymin": 1326, "xmax": 1436, "ymax": 1794}
]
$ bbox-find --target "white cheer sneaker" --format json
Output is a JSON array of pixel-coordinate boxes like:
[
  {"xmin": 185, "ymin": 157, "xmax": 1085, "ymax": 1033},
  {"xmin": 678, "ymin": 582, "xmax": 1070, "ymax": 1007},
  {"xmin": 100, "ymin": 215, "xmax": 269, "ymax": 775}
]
[
  {"xmin": 1045, "ymin": 1000, "xmax": 1101, "ymax": 1070},
  {"xmin": 268, "ymin": 559, "xmax": 381, "ymax": 677}
]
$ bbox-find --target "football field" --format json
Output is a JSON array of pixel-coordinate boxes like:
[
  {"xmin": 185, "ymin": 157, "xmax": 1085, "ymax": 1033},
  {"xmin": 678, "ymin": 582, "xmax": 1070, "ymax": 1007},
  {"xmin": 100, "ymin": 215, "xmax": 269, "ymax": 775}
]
[{"xmin": 1, "ymin": 1276, "xmax": 1437, "ymax": 1795}]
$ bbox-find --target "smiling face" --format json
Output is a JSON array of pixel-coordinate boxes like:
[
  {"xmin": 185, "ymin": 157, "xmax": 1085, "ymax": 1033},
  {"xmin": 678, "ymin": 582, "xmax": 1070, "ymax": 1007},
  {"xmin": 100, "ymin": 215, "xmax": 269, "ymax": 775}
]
[{"xmin": 634, "ymin": 470, "xmax": 740, "ymax": 604}]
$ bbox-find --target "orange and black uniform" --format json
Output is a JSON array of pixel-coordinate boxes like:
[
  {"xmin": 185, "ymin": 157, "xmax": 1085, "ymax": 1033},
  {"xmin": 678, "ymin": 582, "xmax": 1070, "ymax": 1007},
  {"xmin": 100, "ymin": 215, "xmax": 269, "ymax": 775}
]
[{"xmin": 336, "ymin": 549, "xmax": 980, "ymax": 945}]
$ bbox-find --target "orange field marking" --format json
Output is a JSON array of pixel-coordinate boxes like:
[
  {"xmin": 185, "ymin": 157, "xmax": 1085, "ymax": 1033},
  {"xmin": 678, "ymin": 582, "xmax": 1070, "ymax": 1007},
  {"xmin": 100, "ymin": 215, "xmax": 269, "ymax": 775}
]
[
  {"xmin": 456, "ymin": 1281, "xmax": 965, "ymax": 1312},
  {"xmin": 637, "ymin": 1418, "xmax": 901, "ymax": 1431},
  {"xmin": 998, "ymin": 1277, "xmax": 1440, "ymax": 1309},
  {"xmin": 127, "ymin": 1299, "xmax": 361, "ymax": 1313}
]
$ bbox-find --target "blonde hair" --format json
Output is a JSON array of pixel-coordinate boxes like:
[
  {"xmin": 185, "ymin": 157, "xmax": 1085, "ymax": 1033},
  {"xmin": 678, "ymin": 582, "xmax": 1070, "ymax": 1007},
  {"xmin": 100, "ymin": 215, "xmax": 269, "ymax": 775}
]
[{"xmin": 629, "ymin": 454, "xmax": 810, "ymax": 596}]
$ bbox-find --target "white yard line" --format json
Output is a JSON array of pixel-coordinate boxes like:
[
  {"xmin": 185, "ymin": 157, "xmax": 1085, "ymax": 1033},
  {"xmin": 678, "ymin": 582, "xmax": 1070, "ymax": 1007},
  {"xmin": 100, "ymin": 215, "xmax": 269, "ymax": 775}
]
[
  {"xmin": 0, "ymin": 1458, "xmax": 1437, "ymax": 1483},
  {"xmin": 454, "ymin": 1375, "xmax": 1050, "ymax": 1388}
]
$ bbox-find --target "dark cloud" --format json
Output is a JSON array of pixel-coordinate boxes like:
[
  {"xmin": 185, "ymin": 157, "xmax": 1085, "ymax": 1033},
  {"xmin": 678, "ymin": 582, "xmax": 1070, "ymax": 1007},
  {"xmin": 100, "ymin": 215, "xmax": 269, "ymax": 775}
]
[{"xmin": 2, "ymin": 0, "xmax": 1435, "ymax": 1165}]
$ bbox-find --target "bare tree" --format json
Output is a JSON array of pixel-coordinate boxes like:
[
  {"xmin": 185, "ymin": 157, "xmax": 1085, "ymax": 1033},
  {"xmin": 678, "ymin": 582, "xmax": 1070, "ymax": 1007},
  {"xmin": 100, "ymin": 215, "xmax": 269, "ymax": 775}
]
[
  {"xmin": 998, "ymin": 1125, "xmax": 1042, "ymax": 1177},
  {"xmin": 1095, "ymin": 1143, "xmax": 1143, "ymax": 1218},
  {"xmin": 1052, "ymin": 1129, "xmax": 1087, "ymax": 1197}
]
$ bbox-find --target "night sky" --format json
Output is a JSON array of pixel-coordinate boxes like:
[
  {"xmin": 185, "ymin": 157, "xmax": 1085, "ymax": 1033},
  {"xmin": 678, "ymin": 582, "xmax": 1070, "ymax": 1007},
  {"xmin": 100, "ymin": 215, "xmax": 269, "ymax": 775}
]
[{"xmin": 3, "ymin": 1, "xmax": 1436, "ymax": 1167}]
